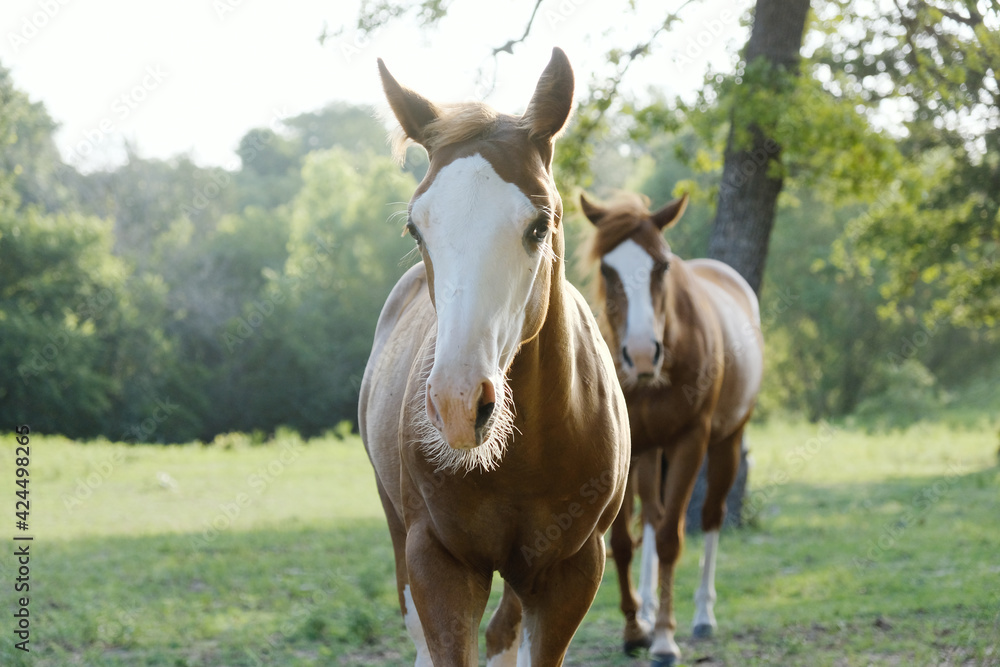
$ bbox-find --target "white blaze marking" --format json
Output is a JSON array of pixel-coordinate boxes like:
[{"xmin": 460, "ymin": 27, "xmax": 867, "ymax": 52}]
[
  {"xmin": 693, "ymin": 529, "xmax": 720, "ymax": 631},
  {"xmin": 409, "ymin": 154, "xmax": 551, "ymax": 472},
  {"xmin": 638, "ymin": 521, "xmax": 659, "ymax": 632},
  {"xmin": 602, "ymin": 239, "xmax": 657, "ymax": 346},
  {"xmin": 403, "ymin": 584, "xmax": 433, "ymax": 666}
]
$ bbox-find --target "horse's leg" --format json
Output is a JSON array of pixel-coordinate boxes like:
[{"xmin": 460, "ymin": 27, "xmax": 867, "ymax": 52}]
[
  {"xmin": 650, "ymin": 424, "xmax": 709, "ymax": 667},
  {"xmin": 610, "ymin": 461, "xmax": 647, "ymax": 654},
  {"xmin": 636, "ymin": 448, "xmax": 666, "ymax": 634},
  {"xmin": 518, "ymin": 531, "xmax": 606, "ymax": 666},
  {"xmin": 693, "ymin": 425, "xmax": 744, "ymax": 639},
  {"xmin": 406, "ymin": 522, "xmax": 492, "ymax": 666},
  {"xmin": 373, "ymin": 480, "xmax": 433, "ymax": 666},
  {"xmin": 485, "ymin": 581, "xmax": 522, "ymax": 666}
]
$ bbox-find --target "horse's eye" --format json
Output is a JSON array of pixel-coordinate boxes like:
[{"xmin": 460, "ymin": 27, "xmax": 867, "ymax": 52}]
[
  {"xmin": 653, "ymin": 259, "xmax": 670, "ymax": 274},
  {"xmin": 527, "ymin": 216, "xmax": 549, "ymax": 243},
  {"xmin": 405, "ymin": 220, "xmax": 422, "ymax": 244}
]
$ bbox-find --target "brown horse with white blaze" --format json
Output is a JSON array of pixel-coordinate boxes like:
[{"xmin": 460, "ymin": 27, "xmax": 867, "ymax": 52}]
[
  {"xmin": 581, "ymin": 191, "xmax": 763, "ymax": 667},
  {"xmin": 359, "ymin": 49, "xmax": 630, "ymax": 666}
]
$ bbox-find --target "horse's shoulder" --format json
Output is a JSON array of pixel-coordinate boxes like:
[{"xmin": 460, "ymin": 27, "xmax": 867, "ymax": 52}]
[{"xmin": 375, "ymin": 263, "xmax": 430, "ymax": 334}]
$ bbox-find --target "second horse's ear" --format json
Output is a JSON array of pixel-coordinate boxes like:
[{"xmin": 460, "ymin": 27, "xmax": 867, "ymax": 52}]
[
  {"xmin": 579, "ymin": 192, "xmax": 606, "ymax": 226},
  {"xmin": 521, "ymin": 47, "xmax": 575, "ymax": 142},
  {"xmin": 651, "ymin": 193, "xmax": 689, "ymax": 231},
  {"xmin": 378, "ymin": 58, "xmax": 439, "ymax": 147}
]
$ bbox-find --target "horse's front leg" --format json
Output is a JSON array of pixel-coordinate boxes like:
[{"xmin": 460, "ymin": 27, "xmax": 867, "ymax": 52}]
[
  {"xmin": 650, "ymin": 423, "xmax": 710, "ymax": 667},
  {"xmin": 694, "ymin": 426, "xmax": 745, "ymax": 639},
  {"xmin": 518, "ymin": 531, "xmax": 607, "ymax": 666},
  {"xmin": 406, "ymin": 522, "xmax": 492, "ymax": 666},
  {"xmin": 610, "ymin": 463, "xmax": 648, "ymax": 654},
  {"xmin": 636, "ymin": 447, "xmax": 666, "ymax": 633}
]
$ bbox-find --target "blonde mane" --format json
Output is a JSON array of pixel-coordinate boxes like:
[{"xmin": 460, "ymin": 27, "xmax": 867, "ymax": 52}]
[
  {"xmin": 584, "ymin": 192, "xmax": 670, "ymax": 265},
  {"xmin": 390, "ymin": 101, "xmax": 514, "ymax": 164}
]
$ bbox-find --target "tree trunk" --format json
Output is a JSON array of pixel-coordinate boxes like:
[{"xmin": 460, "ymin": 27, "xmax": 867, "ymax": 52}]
[{"xmin": 688, "ymin": 0, "xmax": 811, "ymax": 533}]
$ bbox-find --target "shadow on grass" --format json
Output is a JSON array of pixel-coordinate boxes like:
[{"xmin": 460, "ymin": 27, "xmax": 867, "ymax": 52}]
[{"xmin": 6, "ymin": 466, "xmax": 998, "ymax": 666}]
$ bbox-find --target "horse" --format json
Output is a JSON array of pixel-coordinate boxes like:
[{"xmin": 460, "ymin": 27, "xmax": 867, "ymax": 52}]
[
  {"xmin": 580, "ymin": 190, "xmax": 764, "ymax": 667},
  {"xmin": 358, "ymin": 48, "xmax": 630, "ymax": 667}
]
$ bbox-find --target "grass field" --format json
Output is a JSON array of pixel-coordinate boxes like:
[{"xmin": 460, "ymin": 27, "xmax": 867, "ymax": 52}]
[{"xmin": 1, "ymin": 420, "xmax": 998, "ymax": 666}]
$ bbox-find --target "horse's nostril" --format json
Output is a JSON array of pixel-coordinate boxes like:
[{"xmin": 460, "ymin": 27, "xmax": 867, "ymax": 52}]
[
  {"xmin": 475, "ymin": 402, "xmax": 495, "ymax": 432},
  {"xmin": 653, "ymin": 341, "xmax": 662, "ymax": 365},
  {"xmin": 622, "ymin": 346, "xmax": 634, "ymax": 368}
]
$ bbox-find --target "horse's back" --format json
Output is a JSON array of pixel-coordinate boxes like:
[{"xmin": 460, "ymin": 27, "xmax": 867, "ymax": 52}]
[
  {"xmin": 687, "ymin": 258, "xmax": 759, "ymax": 326},
  {"xmin": 687, "ymin": 258, "xmax": 763, "ymax": 439},
  {"xmin": 359, "ymin": 262, "xmax": 434, "ymax": 512}
]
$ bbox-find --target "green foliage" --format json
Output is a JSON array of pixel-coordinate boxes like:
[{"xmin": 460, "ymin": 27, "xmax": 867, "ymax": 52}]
[
  {"xmin": 853, "ymin": 358, "xmax": 946, "ymax": 431},
  {"xmin": 816, "ymin": 0, "xmax": 1000, "ymax": 329},
  {"xmin": 5, "ymin": 0, "xmax": 999, "ymax": 441},
  {"xmin": 210, "ymin": 148, "xmax": 417, "ymax": 436},
  {"xmin": 0, "ymin": 205, "xmax": 186, "ymax": 438}
]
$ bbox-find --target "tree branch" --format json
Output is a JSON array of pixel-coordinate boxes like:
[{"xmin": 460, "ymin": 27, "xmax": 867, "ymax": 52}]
[{"xmin": 491, "ymin": 0, "xmax": 545, "ymax": 56}]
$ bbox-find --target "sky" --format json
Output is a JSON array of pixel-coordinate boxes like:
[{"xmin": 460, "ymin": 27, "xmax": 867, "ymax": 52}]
[{"xmin": 0, "ymin": 0, "xmax": 751, "ymax": 172}]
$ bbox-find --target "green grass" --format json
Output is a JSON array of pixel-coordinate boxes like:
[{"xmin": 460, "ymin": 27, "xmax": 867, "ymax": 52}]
[{"xmin": 0, "ymin": 421, "xmax": 998, "ymax": 666}]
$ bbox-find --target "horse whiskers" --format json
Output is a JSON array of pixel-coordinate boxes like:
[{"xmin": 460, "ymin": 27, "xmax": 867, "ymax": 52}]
[
  {"xmin": 408, "ymin": 336, "xmax": 517, "ymax": 475},
  {"xmin": 617, "ymin": 368, "xmax": 671, "ymax": 392}
]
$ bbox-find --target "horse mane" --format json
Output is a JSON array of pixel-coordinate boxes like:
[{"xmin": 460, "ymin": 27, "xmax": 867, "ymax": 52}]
[
  {"xmin": 390, "ymin": 101, "xmax": 514, "ymax": 163},
  {"xmin": 585, "ymin": 192, "xmax": 670, "ymax": 264}
]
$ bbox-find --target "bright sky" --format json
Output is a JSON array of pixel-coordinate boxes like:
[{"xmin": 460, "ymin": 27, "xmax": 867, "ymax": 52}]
[{"xmin": 0, "ymin": 0, "xmax": 750, "ymax": 172}]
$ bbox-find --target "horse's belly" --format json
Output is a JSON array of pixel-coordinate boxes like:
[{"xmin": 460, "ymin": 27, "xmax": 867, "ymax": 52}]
[{"xmin": 711, "ymin": 300, "xmax": 763, "ymax": 438}]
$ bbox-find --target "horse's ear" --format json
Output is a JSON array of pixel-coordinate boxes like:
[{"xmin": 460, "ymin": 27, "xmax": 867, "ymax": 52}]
[
  {"xmin": 651, "ymin": 193, "xmax": 689, "ymax": 231},
  {"xmin": 522, "ymin": 47, "xmax": 574, "ymax": 142},
  {"xmin": 579, "ymin": 193, "xmax": 606, "ymax": 226},
  {"xmin": 378, "ymin": 58, "xmax": 439, "ymax": 147}
]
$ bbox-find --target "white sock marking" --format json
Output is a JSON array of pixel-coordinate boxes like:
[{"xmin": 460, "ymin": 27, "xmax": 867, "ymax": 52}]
[
  {"xmin": 638, "ymin": 521, "xmax": 659, "ymax": 631},
  {"xmin": 693, "ymin": 529, "xmax": 719, "ymax": 630},
  {"xmin": 403, "ymin": 584, "xmax": 433, "ymax": 666}
]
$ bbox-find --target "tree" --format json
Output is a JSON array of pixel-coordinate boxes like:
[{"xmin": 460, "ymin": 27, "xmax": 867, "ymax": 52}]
[{"xmin": 706, "ymin": 0, "xmax": 812, "ymax": 294}]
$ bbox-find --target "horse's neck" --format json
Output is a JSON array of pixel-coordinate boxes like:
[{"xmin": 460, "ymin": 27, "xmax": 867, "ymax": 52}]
[
  {"xmin": 508, "ymin": 262, "xmax": 575, "ymax": 410},
  {"xmin": 663, "ymin": 260, "xmax": 707, "ymax": 359}
]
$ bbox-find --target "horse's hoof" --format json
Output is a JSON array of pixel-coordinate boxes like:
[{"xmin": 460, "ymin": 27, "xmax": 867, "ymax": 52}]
[
  {"xmin": 692, "ymin": 623, "xmax": 715, "ymax": 639},
  {"xmin": 650, "ymin": 652, "xmax": 678, "ymax": 667},
  {"xmin": 623, "ymin": 635, "xmax": 652, "ymax": 657}
]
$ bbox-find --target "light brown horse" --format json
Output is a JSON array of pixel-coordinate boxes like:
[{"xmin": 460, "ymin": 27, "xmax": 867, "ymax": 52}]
[
  {"xmin": 359, "ymin": 49, "xmax": 630, "ymax": 666},
  {"xmin": 581, "ymin": 191, "xmax": 763, "ymax": 667}
]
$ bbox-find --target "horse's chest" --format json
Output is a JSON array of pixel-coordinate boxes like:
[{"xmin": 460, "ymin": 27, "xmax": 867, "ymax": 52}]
[
  {"xmin": 414, "ymin": 462, "xmax": 616, "ymax": 566},
  {"xmin": 627, "ymin": 389, "xmax": 694, "ymax": 452}
]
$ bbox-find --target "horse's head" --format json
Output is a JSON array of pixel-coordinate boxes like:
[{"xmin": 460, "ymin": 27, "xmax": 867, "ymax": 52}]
[
  {"xmin": 379, "ymin": 48, "xmax": 573, "ymax": 454},
  {"xmin": 582, "ymin": 191, "xmax": 689, "ymax": 389}
]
